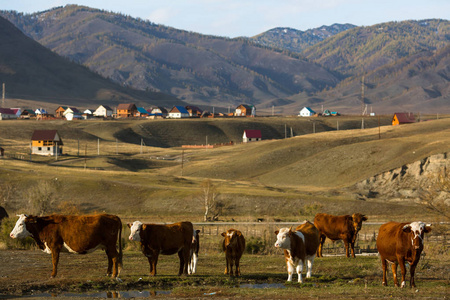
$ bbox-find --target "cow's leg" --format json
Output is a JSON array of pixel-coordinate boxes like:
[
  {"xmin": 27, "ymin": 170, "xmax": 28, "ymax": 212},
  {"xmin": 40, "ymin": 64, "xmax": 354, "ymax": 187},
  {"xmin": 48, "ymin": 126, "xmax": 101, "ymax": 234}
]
[
  {"xmin": 106, "ymin": 246, "xmax": 119, "ymax": 278},
  {"xmin": 148, "ymin": 256, "xmax": 158, "ymax": 276},
  {"xmin": 350, "ymin": 241, "xmax": 356, "ymax": 258},
  {"xmin": 229, "ymin": 257, "xmax": 234, "ymax": 276},
  {"xmin": 410, "ymin": 262, "xmax": 417, "ymax": 288},
  {"xmin": 398, "ymin": 257, "xmax": 407, "ymax": 288},
  {"xmin": 317, "ymin": 234, "xmax": 326, "ymax": 257},
  {"xmin": 177, "ymin": 249, "xmax": 189, "ymax": 276},
  {"xmin": 296, "ymin": 260, "xmax": 304, "ymax": 283},
  {"xmin": 306, "ymin": 255, "xmax": 314, "ymax": 278},
  {"xmin": 286, "ymin": 261, "xmax": 294, "ymax": 282},
  {"xmin": 235, "ymin": 257, "xmax": 241, "ymax": 276},
  {"xmin": 343, "ymin": 239, "xmax": 350, "ymax": 258},
  {"xmin": 50, "ymin": 249, "xmax": 61, "ymax": 278},
  {"xmin": 391, "ymin": 262, "xmax": 399, "ymax": 287},
  {"xmin": 381, "ymin": 258, "xmax": 388, "ymax": 286},
  {"xmin": 224, "ymin": 256, "xmax": 229, "ymax": 275},
  {"xmin": 191, "ymin": 252, "xmax": 198, "ymax": 274}
]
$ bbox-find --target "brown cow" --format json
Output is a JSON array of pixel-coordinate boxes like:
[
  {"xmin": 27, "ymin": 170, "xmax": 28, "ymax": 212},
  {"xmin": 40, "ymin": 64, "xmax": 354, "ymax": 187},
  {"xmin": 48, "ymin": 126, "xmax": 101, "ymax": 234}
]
[
  {"xmin": 128, "ymin": 221, "xmax": 193, "ymax": 276},
  {"xmin": 221, "ymin": 228, "xmax": 245, "ymax": 276},
  {"xmin": 376, "ymin": 221, "xmax": 432, "ymax": 288},
  {"xmin": 10, "ymin": 214, "xmax": 123, "ymax": 279},
  {"xmin": 274, "ymin": 221, "xmax": 320, "ymax": 282},
  {"xmin": 314, "ymin": 213, "xmax": 368, "ymax": 258}
]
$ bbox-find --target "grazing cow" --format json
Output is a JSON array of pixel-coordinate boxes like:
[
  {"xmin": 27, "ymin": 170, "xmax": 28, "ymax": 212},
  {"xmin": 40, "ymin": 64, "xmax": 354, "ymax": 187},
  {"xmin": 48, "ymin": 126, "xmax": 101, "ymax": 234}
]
[
  {"xmin": 314, "ymin": 213, "xmax": 368, "ymax": 258},
  {"xmin": 188, "ymin": 229, "xmax": 200, "ymax": 275},
  {"xmin": 274, "ymin": 221, "xmax": 320, "ymax": 283},
  {"xmin": 128, "ymin": 221, "xmax": 193, "ymax": 276},
  {"xmin": 221, "ymin": 228, "xmax": 245, "ymax": 276},
  {"xmin": 376, "ymin": 221, "xmax": 432, "ymax": 288},
  {"xmin": 9, "ymin": 214, "xmax": 123, "ymax": 279}
]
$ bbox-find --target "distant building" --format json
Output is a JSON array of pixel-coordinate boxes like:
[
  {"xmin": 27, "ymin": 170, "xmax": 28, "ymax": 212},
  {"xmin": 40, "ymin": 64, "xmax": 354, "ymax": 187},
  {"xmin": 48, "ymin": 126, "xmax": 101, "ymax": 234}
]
[
  {"xmin": 31, "ymin": 130, "xmax": 63, "ymax": 156},
  {"xmin": 150, "ymin": 107, "xmax": 168, "ymax": 118},
  {"xmin": 93, "ymin": 105, "xmax": 113, "ymax": 118},
  {"xmin": 392, "ymin": 112, "xmax": 416, "ymax": 126},
  {"xmin": 0, "ymin": 108, "xmax": 18, "ymax": 120},
  {"xmin": 168, "ymin": 106, "xmax": 190, "ymax": 118},
  {"xmin": 186, "ymin": 106, "xmax": 203, "ymax": 117},
  {"xmin": 117, "ymin": 103, "xmax": 137, "ymax": 118},
  {"xmin": 63, "ymin": 107, "xmax": 82, "ymax": 121},
  {"xmin": 298, "ymin": 107, "xmax": 316, "ymax": 117},
  {"xmin": 136, "ymin": 107, "xmax": 149, "ymax": 117},
  {"xmin": 235, "ymin": 104, "xmax": 255, "ymax": 117},
  {"xmin": 20, "ymin": 109, "xmax": 36, "ymax": 119},
  {"xmin": 55, "ymin": 106, "xmax": 69, "ymax": 118},
  {"xmin": 243, "ymin": 130, "xmax": 262, "ymax": 143}
]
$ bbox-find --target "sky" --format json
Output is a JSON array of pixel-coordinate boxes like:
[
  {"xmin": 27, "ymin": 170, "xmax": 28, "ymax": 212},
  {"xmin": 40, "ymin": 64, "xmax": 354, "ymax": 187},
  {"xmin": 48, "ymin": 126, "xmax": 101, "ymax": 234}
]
[{"xmin": 2, "ymin": 0, "xmax": 449, "ymax": 38}]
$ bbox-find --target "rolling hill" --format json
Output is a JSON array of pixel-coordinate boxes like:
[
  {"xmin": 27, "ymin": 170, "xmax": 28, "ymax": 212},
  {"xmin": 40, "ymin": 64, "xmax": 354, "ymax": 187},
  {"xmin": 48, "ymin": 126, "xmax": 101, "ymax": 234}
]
[{"xmin": 0, "ymin": 15, "xmax": 181, "ymax": 109}]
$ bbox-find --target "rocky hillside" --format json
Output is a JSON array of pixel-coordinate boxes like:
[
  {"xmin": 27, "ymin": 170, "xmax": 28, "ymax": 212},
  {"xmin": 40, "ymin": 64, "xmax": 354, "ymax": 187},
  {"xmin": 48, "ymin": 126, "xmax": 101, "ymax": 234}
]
[
  {"xmin": 251, "ymin": 24, "xmax": 356, "ymax": 53},
  {"xmin": 0, "ymin": 5, "xmax": 340, "ymax": 108}
]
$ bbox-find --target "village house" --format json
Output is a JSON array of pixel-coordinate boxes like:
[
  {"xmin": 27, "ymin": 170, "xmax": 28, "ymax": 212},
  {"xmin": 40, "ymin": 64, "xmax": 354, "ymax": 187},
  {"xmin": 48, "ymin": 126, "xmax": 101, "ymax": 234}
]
[
  {"xmin": 63, "ymin": 107, "xmax": 82, "ymax": 121},
  {"xmin": 93, "ymin": 105, "xmax": 113, "ymax": 118},
  {"xmin": 168, "ymin": 106, "xmax": 190, "ymax": 118},
  {"xmin": 243, "ymin": 129, "xmax": 262, "ymax": 143},
  {"xmin": 55, "ymin": 106, "xmax": 69, "ymax": 118},
  {"xmin": 392, "ymin": 112, "xmax": 416, "ymax": 126},
  {"xmin": 0, "ymin": 108, "xmax": 18, "ymax": 120},
  {"xmin": 186, "ymin": 106, "xmax": 203, "ymax": 117},
  {"xmin": 20, "ymin": 109, "xmax": 36, "ymax": 119},
  {"xmin": 150, "ymin": 107, "xmax": 168, "ymax": 118},
  {"xmin": 298, "ymin": 107, "xmax": 316, "ymax": 117},
  {"xmin": 31, "ymin": 130, "xmax": 63, "ymax": 156},
  {"xmin": 235, "ymin": 104, "xmax": 255, "ymax": 117},
  {"xmin": 116, "ymin": 103, "xmax": 138, "ymax": 118},
  {"xmin": 136, "ymin": 107, "xmax": 149, "ymax": 117}
]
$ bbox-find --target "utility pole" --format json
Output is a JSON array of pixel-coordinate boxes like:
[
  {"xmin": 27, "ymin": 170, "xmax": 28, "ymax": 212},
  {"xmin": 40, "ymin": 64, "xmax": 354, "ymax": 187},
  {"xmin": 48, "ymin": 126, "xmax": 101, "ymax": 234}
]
[
  {"xmin": 360, "ymin": 75, "xmax": 365, "ymax": 116},
  {"xmin": 181, "ymin": 150, "xmax": 184, "ymax": 176},
  {"xmin": 2, "ymin": 83, "xmax": 4, "ymax": 108}
]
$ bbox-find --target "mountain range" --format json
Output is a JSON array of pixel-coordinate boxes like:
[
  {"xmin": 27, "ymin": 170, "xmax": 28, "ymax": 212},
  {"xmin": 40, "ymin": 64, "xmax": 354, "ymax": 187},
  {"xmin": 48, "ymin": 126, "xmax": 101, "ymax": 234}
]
[{"xmin": 1, "ymin": 5, "xmax": 449, "ymax": 114}]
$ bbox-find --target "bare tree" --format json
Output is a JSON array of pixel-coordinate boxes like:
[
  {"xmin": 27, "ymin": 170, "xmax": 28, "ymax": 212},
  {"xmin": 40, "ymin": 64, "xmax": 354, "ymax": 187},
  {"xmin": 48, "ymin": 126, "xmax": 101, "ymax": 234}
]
[
  {"xmin": 199, "ymin": 179, "xmax": 222, "ymax": 221},
  {"xmin": 0, "ymin": 182, "xmax": 16, "ymax": 208},
  {"xmin": 25, "ymin": 179, "xmax": 61, "ymax": 216},
  {"xmin": 419, "ymin": 168, "xmax": 450, "ymax": 220}
]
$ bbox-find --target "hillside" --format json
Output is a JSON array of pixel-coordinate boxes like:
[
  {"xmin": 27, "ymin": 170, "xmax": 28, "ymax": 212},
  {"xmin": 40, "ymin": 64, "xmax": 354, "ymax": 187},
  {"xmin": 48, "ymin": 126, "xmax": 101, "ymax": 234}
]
[
  {"xmin": 0, "ymin": 5, "xmax": 340, "ymax": 108},
  {"xmin": 251, "ymin": 24, "xmax": 356, "ymax": 53},
  {"xmin": 303, "ymin": 19, "xmax": 450, "ymax": 76},
  {"xmin": 286, "ymin": 44, "xmax": 450, "ymax": 114},
  {"xmin": 0, "ymin": 15, "xmax": 180, "ymax": 109}
]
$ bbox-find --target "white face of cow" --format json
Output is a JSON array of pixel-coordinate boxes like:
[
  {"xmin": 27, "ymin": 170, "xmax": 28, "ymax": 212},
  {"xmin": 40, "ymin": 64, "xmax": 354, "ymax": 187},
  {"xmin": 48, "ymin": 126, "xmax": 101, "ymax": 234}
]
[
  {"xmin": 403, "ymin": 221, "xmax": 432, "ymax": 250},
  {"xmin": 128, "ymin": 221, "xmax": 143, "ymax": 242},
  {"xmin": 10, "ymin": 214, "xmax": 32, "ymax": 239},
  {"xmin": 274, "ymin": 228, "xmax": 291, "ymax": 249}
]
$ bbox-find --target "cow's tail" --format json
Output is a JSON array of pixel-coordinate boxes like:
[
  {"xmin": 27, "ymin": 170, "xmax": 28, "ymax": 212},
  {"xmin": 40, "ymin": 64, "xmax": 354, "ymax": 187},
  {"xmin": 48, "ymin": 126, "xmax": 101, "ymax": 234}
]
[{"xmin": 118, "ymin": 221, "xmax": 123, "ymax": 274}]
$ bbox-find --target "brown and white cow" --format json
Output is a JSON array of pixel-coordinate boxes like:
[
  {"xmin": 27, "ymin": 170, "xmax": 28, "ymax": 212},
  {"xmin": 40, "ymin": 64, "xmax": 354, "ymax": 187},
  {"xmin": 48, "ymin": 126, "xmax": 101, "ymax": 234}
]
[
  {"xmin": 10, "ymin": 214, "xmax": 123, "ymax": 279},
  {"xmin": 221, "ymin": 228, "xmax": 245, "ymax": 276},
  {"xmin": 314, "ymin": 213, "xmax": 368, "ymax": 258},
  {"xmin": 128, "ymin": 221, "xmax": 193, "ymax": 276},
  {"xmin": 188, "ymin": 229, "xmax": 200, "ymax": 275},
  {"xmin": 274, "ymin": 221, "xmax": 320, "ymax": 283},
  {"xmin": 376, "ymin": 221, "xmax": 432, "ymax": 288}
]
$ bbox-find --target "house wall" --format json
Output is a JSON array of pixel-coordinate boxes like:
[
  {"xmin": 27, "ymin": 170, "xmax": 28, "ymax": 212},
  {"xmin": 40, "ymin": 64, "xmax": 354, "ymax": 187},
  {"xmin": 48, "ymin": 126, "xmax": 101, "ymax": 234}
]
[{"xmin": 31, "ymin": 141, "xmax": 62, "ymax": 156}]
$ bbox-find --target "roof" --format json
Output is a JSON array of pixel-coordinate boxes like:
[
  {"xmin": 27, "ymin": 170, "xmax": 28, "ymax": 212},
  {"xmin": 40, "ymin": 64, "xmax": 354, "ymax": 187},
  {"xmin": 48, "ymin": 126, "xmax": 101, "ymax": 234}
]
[
  {"xmin": 31, "ymin": 130, "xmax": 63, "ymax": 144},
  {"xmin": 237, "ymin": 104, "xmax": 253, "ymax": 109},
  {"xmin": 244, "ymin": 129, "xmax": 262, "ymax": 138},
  {"xmin": 301, "ymin": 107, "xmax": 316, "ymax": 113},
  {"xmin": 0, "ymin": 108, "xmax": 16, "ymax": 115},
  {"xmin": 21, "ymin": 109, "xmax": 35, "ymax": 115},
  {"xmin": 394, "ymin": 112, "xmax": 415, "ymax": 123},
  {"xmin": 137, "ymin": 107, "xmax": 149, "ymax": 114},
  {"xmin": 171, "ymin": 106, "xmax": 189, "ymax": 114},
  {"xmin": 117, "ymin": 103, "xmax": 136, "ymax": 110}
]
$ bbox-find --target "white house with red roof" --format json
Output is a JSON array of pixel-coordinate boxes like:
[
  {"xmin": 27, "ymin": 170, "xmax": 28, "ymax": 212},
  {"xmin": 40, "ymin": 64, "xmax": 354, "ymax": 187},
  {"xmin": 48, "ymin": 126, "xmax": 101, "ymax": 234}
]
[{"xmin": 243, "ymin": 130, "xmax": 262, "ymax": 143}]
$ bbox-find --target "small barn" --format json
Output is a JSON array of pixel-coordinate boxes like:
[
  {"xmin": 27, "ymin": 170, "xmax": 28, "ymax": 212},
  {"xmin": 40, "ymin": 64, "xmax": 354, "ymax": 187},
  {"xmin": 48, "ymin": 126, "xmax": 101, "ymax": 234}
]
[
  {"xmin": 243, "ymin": 130, "xmax": 262, "ymax": 143},
  {"xmin": 298, "ymin": 107, "xmax": 316, "ymax": 117},
  {"xmin": 31, "ymin": 130, "xmax": 63, "ymax": 156},
  {"xmin": 0, "ymin": 108, "xmax": 18, "ymax": 120},
  {"xmin": 392, "ymin": 112, "xmax": 416, "ymax": 126}
]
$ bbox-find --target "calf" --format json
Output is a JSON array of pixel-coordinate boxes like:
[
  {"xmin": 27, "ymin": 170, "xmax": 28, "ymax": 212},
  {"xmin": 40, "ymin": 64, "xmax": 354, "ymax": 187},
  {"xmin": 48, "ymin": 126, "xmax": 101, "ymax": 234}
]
[
  {"xmin": 314, "ymin": 213, "xmax": 367, "ymax": 258},
  {"xmin": 128, "ymin": 221, "xmax": 193, "ymax": 276},
  {"xmin": 274, "ymin": 221, "xmax": 320, "ymax": 282},
  {"xmin": 188, "ymin": 229, "xmax": 200, "ymax": 275},
  {"xmin": 221, "ymin": 229, "xmax": 245, "ymax": 276},
  {"xmin": 376, "ymin": 221, "xmax": 432, "ymax": 288},
  {"xmin": 10, "ymin": 214, "xmax": 123, "ymax": 279}
]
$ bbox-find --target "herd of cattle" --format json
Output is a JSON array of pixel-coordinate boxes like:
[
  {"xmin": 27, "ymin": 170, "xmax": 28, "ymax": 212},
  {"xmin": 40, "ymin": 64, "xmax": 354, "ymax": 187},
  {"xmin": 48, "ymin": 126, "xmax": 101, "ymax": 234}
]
[{"xmin": 9, "ymin": 213, "xmax": 432, "ymax": 288}]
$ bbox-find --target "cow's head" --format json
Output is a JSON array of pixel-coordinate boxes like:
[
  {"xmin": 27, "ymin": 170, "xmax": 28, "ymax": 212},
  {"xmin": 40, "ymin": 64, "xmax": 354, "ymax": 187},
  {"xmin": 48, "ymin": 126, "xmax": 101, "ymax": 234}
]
[
  {"xmin": 351, "ymin": 213, "xmax": 368, "ymax": 233},
  {"xmin": 221, "ymin": 229, "xmax": 240, "ymax": 249},
  {"xmin": 10, "ymin": 214, "xmax": 34, "ymax": 239},
  {"xmin": 274, "ymin": 227, "xmax": 292, "ymax": 249},
  {"xmin": 127, "ymin": 221, "xmax": 144, "ymax": 242},
  {"xmin": 402, "ymin": 222, "xmax": 432, "ymax": 250}
]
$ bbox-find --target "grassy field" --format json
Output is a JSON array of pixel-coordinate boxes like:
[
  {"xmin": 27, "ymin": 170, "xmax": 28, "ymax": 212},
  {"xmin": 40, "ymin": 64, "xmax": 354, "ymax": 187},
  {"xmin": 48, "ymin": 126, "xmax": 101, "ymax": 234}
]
[{"xmin": 0, "ymin": 116, "xmax": 449, "ymax": 298}]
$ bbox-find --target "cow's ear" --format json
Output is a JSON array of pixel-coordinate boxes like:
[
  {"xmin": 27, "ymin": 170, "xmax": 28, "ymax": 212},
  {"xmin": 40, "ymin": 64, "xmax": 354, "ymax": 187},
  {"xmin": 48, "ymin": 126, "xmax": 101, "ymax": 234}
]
[
  {"xmin": 142, "ymin": 224, "xmax": 147, "ymax": 231},
  {"xmin": 274, "ymin": 230, "xmax": 279, "ymax": 235},
  {"xmin": 196, "ymin": 229, "xmax": 201, "ymax": 234},
  {"xmin": 127, "ymin": 223, "xmax": 132, "ymax": 228},
  {"xmin": 402, "ymin": 225, "xmax": 412, "ymax": 233},
  {"xmin": 221, "ymin": 232, "xmax": 226, "ymax": 237},
  {"xmin": 362, "ymin": 215, "xmax": 368, "ymax": 221},
  {"xmin": 424, "ymin": 224, "xmax": 432, "ymax": 233}
]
